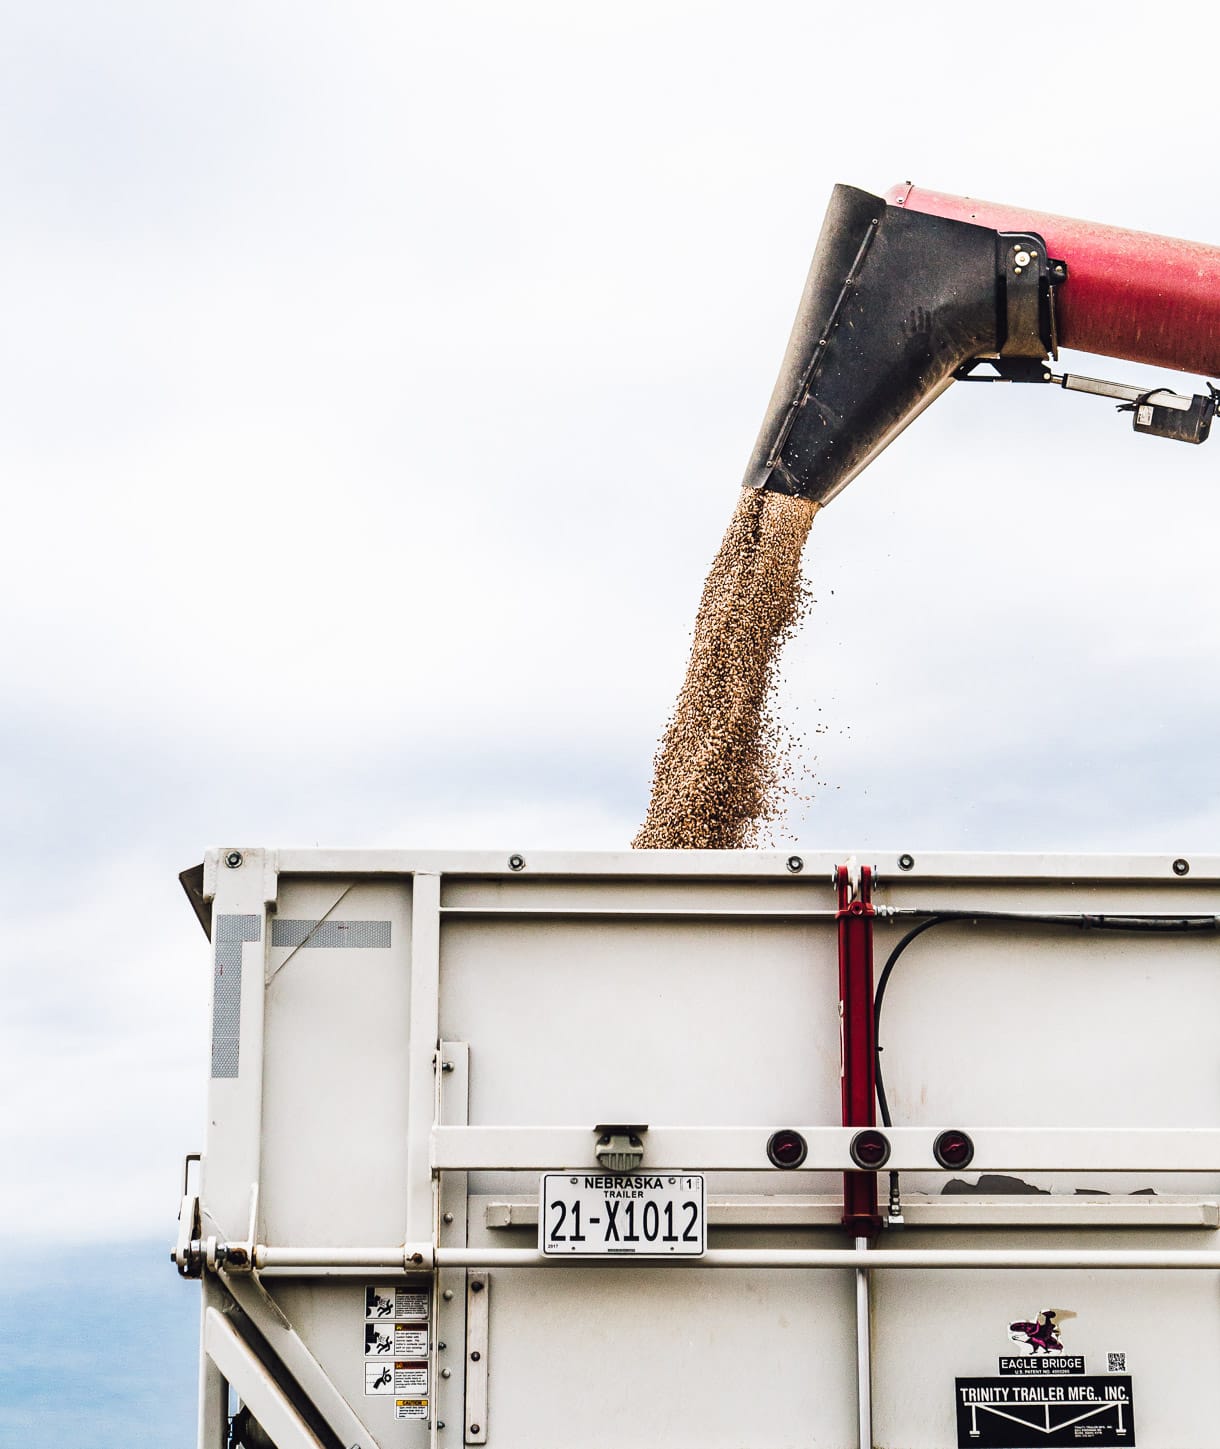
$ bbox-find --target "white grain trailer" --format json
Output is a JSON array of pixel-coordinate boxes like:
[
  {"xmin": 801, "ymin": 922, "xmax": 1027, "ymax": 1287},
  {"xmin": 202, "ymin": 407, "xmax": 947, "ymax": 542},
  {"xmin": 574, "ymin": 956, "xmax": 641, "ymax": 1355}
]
[{"xmin": 175, "ymin": 847, "xmax": 1220, "ymax": 1449}]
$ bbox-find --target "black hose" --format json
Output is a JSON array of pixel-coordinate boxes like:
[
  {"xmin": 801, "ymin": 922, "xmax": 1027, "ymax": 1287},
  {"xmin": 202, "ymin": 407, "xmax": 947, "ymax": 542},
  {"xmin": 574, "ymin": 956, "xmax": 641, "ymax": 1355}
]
[{"xmin": 874, "ymin": 910, "xmax": 1218, "ymax": 1129}]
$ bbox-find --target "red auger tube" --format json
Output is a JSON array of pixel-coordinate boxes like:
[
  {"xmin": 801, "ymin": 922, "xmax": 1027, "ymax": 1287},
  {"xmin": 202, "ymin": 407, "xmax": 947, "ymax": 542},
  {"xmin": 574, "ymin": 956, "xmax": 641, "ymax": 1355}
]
[{"xmin": 888, "ymin": 183, "xmax": 1220, "ymax": 377}]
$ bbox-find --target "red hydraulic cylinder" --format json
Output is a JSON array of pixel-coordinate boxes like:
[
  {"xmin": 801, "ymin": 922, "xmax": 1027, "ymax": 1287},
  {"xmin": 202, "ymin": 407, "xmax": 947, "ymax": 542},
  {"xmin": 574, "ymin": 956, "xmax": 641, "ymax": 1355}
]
[
  {"xmin": 887, "ymin": 182, "xmax": 1220, "ymax": 377},
  {"xmin": 837, "ymin": 864, "xmax": 881, "ymax": 1238}
]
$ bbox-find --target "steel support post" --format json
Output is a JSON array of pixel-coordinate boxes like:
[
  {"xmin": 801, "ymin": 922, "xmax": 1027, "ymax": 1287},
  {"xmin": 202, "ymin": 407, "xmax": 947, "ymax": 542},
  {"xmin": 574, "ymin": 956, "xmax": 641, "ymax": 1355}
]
[
  {"xmin": 837, "ymin": 865, "xmax": 881, "ymax": 1237},
  {"xmin": 854, "ymin": 1235, "xmax": 873, "ymax": 1449}
]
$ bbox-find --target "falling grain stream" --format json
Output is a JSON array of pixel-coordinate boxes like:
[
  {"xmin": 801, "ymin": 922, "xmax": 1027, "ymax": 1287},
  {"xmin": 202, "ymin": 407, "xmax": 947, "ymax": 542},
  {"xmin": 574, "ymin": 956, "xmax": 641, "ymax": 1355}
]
[{"xmin": 634, "ymin": 488, "xmax": 817, "ymax": 850}]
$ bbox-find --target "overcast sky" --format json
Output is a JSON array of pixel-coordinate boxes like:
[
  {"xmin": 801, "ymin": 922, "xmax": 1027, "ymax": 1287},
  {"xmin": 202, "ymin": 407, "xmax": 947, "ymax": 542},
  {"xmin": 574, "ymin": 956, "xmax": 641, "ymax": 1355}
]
[{"xmin": 3, "ymin": 1, "xmax": 1219, "ymax": 1258}]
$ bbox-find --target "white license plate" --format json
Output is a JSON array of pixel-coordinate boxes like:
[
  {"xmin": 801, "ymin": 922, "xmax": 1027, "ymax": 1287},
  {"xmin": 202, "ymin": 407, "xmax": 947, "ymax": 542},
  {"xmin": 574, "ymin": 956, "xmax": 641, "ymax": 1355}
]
[{"xmin": 539, "ymin": 1173, "xmax": 705, "ymax": 1256}]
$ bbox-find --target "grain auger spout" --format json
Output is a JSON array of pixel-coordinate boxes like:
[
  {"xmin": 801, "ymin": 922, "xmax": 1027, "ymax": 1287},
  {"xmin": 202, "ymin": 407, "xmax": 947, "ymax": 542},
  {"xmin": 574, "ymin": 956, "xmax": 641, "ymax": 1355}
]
[{"xmin": 743, "ymin": 183, "xmax": 1220, "ymax": 505}]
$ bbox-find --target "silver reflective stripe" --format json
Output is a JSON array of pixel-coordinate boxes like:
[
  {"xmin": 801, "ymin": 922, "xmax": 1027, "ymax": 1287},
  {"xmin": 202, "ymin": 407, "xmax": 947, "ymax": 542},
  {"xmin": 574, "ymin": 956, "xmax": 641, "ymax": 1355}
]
[
  {"xmin": 270, "ymin": 919, "xmax": 392, "ymax": 949},
  {"xmin": 211, "ymin": 914, "xmax": 261, "ymax": 1078}
]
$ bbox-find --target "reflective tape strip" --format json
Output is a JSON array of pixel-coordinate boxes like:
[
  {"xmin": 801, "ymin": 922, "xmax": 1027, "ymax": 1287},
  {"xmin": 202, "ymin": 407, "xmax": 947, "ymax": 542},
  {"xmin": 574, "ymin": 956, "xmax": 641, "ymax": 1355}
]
[
  {"xmin": 211, "ymin": 914, "xmax": 261, "ymax": 1078},
  {"xmin": 271, "ymin": 919, "xmax": 392, "ymax": 949}
]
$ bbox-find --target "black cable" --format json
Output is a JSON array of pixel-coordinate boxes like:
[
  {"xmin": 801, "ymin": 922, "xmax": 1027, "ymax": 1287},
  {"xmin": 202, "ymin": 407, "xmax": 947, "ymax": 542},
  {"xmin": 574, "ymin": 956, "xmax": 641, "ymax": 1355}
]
[
  {"xmin": 874, "ymin": 910, "xmax": 1217, "ymax": 1130},
  {"xmin": 874, "ymin": 916, "xmax": 950, "ymax": 1129},
  {"xmin": 873, "ymin": 908, "xmax": 1217, "ymax": 1225}
]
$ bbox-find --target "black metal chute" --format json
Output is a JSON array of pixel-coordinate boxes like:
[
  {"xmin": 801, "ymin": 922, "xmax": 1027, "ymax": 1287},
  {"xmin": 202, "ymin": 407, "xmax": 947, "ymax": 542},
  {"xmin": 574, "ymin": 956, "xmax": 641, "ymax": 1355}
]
[{"xmin": 742, "ymin": 184, "xmax": 1056, "ymax": 504}]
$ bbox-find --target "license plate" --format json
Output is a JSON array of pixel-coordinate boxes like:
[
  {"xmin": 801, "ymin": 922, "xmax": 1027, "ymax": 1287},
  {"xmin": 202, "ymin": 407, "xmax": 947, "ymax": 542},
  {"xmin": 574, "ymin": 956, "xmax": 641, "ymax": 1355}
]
[{"xmin": 539, "ymin": 1173, "xmax": 705, "ymax": 1256}]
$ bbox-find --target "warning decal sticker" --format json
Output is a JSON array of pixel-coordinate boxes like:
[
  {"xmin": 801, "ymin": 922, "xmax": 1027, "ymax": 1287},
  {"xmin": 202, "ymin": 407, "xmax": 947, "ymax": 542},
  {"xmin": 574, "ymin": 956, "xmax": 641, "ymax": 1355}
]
[
  {"xmin": 365, "ymin": 1285, "xmax": 429, "ymax": 1320},
  {"xmin": 394, "ymin": 1363, "xmax": 428, "ymax": 1394},
  {"xmin": 955, "ymin": 1376, "xmax": 1134, "ymax": 1447},
  {"xmin": 394, "ymin": 1323, "xmax": 428, "ymax": 1357},
  {"xmin": 362, "ymin": 1283, "xmax": 431, "ymax": 1409},
  {"xmin": 365, "ymin": 1362, "xmax": 395, "ymax": 1396}
]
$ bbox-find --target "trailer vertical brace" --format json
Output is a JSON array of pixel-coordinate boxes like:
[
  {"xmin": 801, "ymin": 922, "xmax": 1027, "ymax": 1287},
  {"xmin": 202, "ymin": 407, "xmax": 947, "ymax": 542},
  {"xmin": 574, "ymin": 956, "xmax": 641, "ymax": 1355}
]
[{"xmin": 837, "ymin": 864, "xmax": 881, "ymax": 1237}]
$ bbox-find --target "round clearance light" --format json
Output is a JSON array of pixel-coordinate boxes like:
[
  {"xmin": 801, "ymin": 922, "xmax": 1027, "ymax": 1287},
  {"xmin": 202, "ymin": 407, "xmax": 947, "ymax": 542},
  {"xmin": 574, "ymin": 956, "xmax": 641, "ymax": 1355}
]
[
  {"xmin": 766, "ymin": 1129, "xmax": 809, "ymax": 1170},
  {"xmin": 933, "ymin": 1129, "xmax": 975, "ymax": 1170},
  {"xmin": 849, "ymin": 1130, "xmax": 891, "ymax": 1170}
]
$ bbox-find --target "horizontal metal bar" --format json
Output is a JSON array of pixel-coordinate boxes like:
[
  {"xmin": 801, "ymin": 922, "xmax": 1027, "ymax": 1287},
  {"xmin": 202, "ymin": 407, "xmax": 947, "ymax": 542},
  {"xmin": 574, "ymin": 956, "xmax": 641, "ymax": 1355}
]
[
  {"xmin": 255, "ymin": 1244, "xmax": 432, "ymax": 1269},
  {"xmin": 443, "ymin": 1248, "xmax": 1220, "ymax": 1270},
  {"xmin": 439, "ymin": 907, "xmax": 837, "ymax": 921},
  {"xmin": 431, "ymin": 1125, "xmax": 1220, "ymax": 1174},
  {"xmin": 257, "ymin": 1266, "xmax": 408, "ymax": 1279},
  {"xmin": 482, "ymin": 1193, "xmax": 1220, "ymax": 1230},
  {"xmin": 263, "ymin": 847, "xmax": 1220, "ymax": 885},
  {"xmin": 248, "ymin": 1247, "xmax": 1220, "ymax": 1273}
]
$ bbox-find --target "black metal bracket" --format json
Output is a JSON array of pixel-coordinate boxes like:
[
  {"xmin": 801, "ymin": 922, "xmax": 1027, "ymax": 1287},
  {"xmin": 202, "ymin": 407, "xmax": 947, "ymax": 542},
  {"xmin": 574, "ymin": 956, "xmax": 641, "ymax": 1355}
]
[
  {"xmin": 997, "ymin": 233, "xmax": 1067, "ymax": 359},
  {"xmin": 954, "ymin": 357, "xmax": 1054, "ymax": 384}
]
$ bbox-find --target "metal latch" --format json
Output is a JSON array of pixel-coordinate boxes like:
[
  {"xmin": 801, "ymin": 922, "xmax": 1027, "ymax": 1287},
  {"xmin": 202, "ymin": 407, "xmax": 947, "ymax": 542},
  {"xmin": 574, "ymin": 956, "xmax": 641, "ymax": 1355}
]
[
  {"xmin": 594, "ymin": 1124, "xmax": 648, "ymax": 1172},
  {"xmin": 173, "ymin": 1153, "xmax": 203, "ymax": 1278}
]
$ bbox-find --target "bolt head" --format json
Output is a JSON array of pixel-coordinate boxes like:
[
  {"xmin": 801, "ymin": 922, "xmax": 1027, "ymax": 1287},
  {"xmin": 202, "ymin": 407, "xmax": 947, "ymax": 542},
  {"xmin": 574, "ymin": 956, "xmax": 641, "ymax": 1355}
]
[
  {"xmin": 471, "ymin": 1280, "xmax": 484, "ymax": 1293},
  {"xmin": 786, "ymin": 855, "xmax": 804, "ymax": 873},
  {"xmin": 1173, "ymin": 858, "xmax": 1191, "ymax": 876},
  {"xmin": 508, "ymin": 853, "xmax": 525, "ymax": 871},
  {"xmin": 470, "ymin": 1427, "xmax": 480, "ymax": 1436},
  {"xmin": 898, "ymin": 853, "xmax": 915, "ymax": 871},
  {"xmin": 224, "ymin": 851, "xmax": 243, "ymax": 869},
  {"xmin": 1014, "ymin": 249, "xmax": 1032, "ymax": 267}
]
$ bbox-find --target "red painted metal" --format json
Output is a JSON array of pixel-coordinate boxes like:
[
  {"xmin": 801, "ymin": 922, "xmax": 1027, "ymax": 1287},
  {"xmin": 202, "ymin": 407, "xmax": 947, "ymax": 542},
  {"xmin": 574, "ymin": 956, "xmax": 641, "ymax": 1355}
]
[
  {"xmin": 887, "ymin": 183, "xmax": 1220, "ymax": 377},
  {"xmin": 837, "ymin": 864, "xmax": 881, "ymax": 1237}
]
